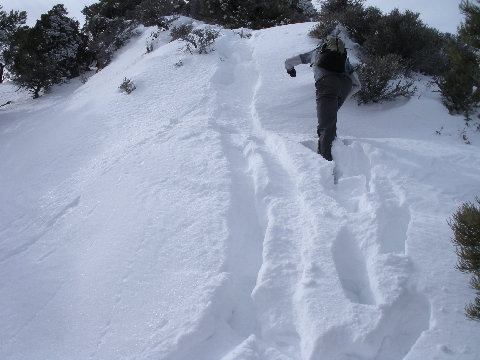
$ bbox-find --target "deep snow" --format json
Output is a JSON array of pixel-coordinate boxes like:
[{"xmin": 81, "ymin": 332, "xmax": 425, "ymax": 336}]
[{"xmin": 1, "ymin": 21, "xmax": 479, "ymax": 360}]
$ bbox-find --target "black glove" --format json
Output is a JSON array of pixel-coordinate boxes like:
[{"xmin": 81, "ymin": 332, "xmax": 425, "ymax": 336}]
[{"xmin": 287, "ymin": 67, "xmax": 296, "ymax": 77}]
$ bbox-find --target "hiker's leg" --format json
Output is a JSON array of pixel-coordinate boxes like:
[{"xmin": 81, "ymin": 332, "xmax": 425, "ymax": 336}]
[
  {"xmin": 337, "ymin": 75, "xmax": 353, "ymax": 110},
  {"xmin": 316, "ymin": 77, "xmax": 339, "ymax": 161}
]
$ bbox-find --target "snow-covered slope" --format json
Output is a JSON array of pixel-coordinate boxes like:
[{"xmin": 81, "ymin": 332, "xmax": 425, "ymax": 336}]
[{"xmin": 1, "ymin": 22, "xmax": 479, "ymax": 360}]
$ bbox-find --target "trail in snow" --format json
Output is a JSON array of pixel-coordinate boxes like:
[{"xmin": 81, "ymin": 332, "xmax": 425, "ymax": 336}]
[
  {"xmin": 247, "ymin": 27, "xmax": 433, "ymax": 360},
  {"xmin": 1, "ymin": 21, "xmax": 479, "ymax": 360}
]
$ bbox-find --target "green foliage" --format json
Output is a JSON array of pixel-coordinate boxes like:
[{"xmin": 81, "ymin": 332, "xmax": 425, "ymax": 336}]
[
  {"xmin": 309, "ymin": 0, "xmax": 451, "ymax": 104},
  {"xmin": 363, "ymin": 9, "xmax": 449, "ymax": 76},
  {"xmin": 459, "ymin": 0, "xmax": 480, "ymax": 50},
  {"xmin": 135, "ymin": 0, "xmax": 183, "ymax": 27},
  {"xmin": 436, "ymin": 1, "xmax": 480, "ymax": 118},
  {"xmin": 449, "ymin": 198, "xmax": 480, "ymax": 321},
  {"xmin": 82, "ymin": 0, "xmax": 186, "ymax": 68},
  {"xmin": 0, "ymin": 5, "xmax": 27, "ymax": 43},
  {"xmin": 436, "ymin": 42, "xmax": 480, "ymax": 116},
  {"xmin": 3, "ymin": 4, "xmax": 88, "ymax": 98},
  {"xmin": 355, "ymin": 54, "xmax": 416, "ymax": 104},
  {"xmin": 310, "ymin": 1, "xmax": 449, "ymax": 77},
  {"xmin": 310, "ymin": 0, "xmax": 381, "ymax": 45},
  {"xmin": 82, "ymin": 1, "xmax": 139, "ymax": 69},
  {"xmin": 171, "ymin": 24, "xmax": 220, "ymax": 54},
  {"xmin": 186, "ymin": 0, "xmax": 316, "ymax": 29},
  {"xmin": 0, "ymin": 5, "xmax": 27, "ymax": 82}
]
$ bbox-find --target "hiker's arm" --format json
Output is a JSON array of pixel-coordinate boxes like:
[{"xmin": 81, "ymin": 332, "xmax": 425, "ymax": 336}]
[
  {"xmin": 350, "ymin": 71, "xmax": 361, "ymax": 97},
  {"xmin": 285, "ymin": 50, "xmax": 314, "ymax": 71},
  {"xmin": 346, "ymin": 59, "xmax": 361, "ymax": 98}
]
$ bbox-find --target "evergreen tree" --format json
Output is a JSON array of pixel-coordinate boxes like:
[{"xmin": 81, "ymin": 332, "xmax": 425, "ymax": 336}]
[
  {"xmin": 187, "ymin": 0, "xmax": 316, "ymax": 29},
  {"xmin": 449, "ymin": 198, "xmax": 480, "ymax": 321},
  {"xmin": 136, "ymin": 0, "xmax": 186, "ymax": 27},
  {"xmin": 363, "ymin": 9, "xmax": 448, "ymax": 75},
  {"xmin": 459, "ymin": 0, "xmax": 480, "ymax": 51},
  {"xmin": 4, "ymin": 5, "xmax": 88, "ymax": 98},
  {"xmin": 310, "ymin": 0, "xmax": 381, "ymax": 45},
  {"xmin": 0, "ymin": 5, "xmax": 27, "ymax": 82},
  {"xmin": 82, "ymin": 1, "xmax": 139, "ymax": 68},
  {"xmin": 437, "ymin": 1, "xmax": 480, "ymax": 117},
  {"xmin": 82, "ymin": 0, "xmax": 187, "ymax": 68},
  {"xmin": 437, "ymin": 41, "xmax": 480, "ymax": 116}
]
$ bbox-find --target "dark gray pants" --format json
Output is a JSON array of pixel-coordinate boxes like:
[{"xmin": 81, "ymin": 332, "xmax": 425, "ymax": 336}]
[{"xmin": 315, "ymin": 75, "xmax": 352, "ymax": 161}]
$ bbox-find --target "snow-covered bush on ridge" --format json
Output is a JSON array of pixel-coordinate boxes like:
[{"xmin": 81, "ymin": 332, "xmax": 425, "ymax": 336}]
[
  {"xmin": 234, "ymin": 28, "xmax": 252, "ymax": 39},
  {"xmin": 186, "ymin": 28, "xmax": 220, "ymax": 54},
  {"xmin": 171, "ymin": 24, "xmax": 220, "ymax": 54},
  {"xmin": 170, "ymin": 23, "xmax": 193, "ymax": 42},
  {"xmin": 449, "ymin": 198, "xmax": 480, "ymax": 321}
]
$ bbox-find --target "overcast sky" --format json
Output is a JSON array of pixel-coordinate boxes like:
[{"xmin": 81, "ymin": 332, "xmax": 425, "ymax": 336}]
[
  {"xmin": 1, "ymin": 0, "xmax": 463, "ymax": 33},
  {"xmin": 1, "ymin": 0, "xmax": 96, "ymax": 25},
  {"xmin": 362, "ymin": 0, "xmax": 462, "ymax": 34}
]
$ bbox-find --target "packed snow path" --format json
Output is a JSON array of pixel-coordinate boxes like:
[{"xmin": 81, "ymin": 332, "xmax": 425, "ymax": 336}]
[{"xmin": 1, "ymin": 23, "xmax": 479, "ymax": 360}]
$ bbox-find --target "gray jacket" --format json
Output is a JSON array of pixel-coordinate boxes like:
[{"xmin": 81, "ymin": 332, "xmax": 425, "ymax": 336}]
[{"xmin": 285, "ymin": 48, "xmax": 361, "ymax": 95}]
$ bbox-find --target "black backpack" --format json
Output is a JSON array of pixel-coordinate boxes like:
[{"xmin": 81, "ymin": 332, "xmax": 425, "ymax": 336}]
[{"xmin": 315, "ymin": 37, "xmax": 347, "ymax": 73}]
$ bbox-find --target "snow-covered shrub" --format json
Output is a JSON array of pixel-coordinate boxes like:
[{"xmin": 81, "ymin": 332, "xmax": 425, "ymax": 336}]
[
  {"xmin": 190, "ymin": 28, "xmax": 220, "ymax": 54},
  {"xmin": 146, "ymin": 42, "xmax": 154, "ymax": 53},
  {"xmin": 119, "ymin": 77, "xmax": 136, "ymax": 94},
  {"xmin": 3, "ymin": 4, "xmax": 89, "ymax": 98},
  {"xmin": 234, "ymin": 29, "xmax": 252, "ymax": 39},
  {"xmin": 437, "ymin": 0, "xmax": 480, "ymax": 119},
  {"xmin": 170, "ymin": 24, "xmax": 193, "ymax": 42},
  {"xmin": 449, "ymin": 198, "xmax": 480, "ymax": 321},
  {"xmin": 355, "ymin": 54, "xmax": 416, "ymax": 104},
  {"xmin": 436, "ymin": 42, "xmax": 480, "ymax": 117},
  {"xmin": 171, "ymin": 25, "xmax": 220, "ymax": 54}
]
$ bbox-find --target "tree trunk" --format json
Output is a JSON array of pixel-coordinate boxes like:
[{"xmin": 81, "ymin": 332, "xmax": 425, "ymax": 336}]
[
  {"xmin": 0, "ymin": 63, "xmax": 4, "ymax": 83},
  {"xmin": 33, "ymin": 85, "xmax": 41, "ymax": 99}
]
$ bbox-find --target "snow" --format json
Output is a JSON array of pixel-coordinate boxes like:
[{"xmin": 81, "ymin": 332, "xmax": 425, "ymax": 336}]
[{"xmin": 1, "ymin": 21, "xmax": 480, "ymax": 360}]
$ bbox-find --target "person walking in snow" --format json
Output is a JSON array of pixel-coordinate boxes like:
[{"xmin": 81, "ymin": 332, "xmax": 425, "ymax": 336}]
[{"xmin": 285, "ymin": 37, "xmax": 360, "ymax": 161}]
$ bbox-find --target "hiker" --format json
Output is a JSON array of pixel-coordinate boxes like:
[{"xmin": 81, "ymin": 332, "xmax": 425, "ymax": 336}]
[{"xmin": 285, "ymin": 37, "xmax": 360, "ymax": 161}]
